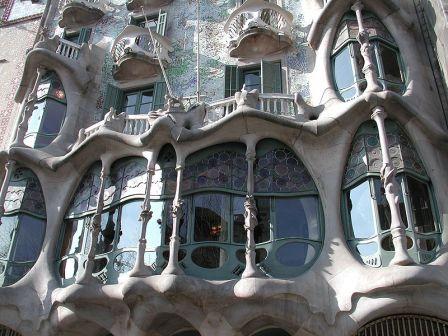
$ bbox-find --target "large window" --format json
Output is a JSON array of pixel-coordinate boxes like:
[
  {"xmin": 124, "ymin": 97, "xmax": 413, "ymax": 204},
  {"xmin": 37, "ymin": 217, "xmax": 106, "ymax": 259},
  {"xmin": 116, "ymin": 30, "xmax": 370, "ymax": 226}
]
[
  {"xmin": 342, "ymin": 120, "xmax": 440, "ymax": 267},
  {"xmin": 24, "ymin": 71, "xmax": 67, "ymax": 148},
  {"xmin": 224, "ymin": 60, "xmax": 282, "ymax": 97},
  {"xmin": 157, "ymin": 141, "xmax": 322, "ymax": 280},
  {"xmin": 123, "ymin": 88, "xmax": 154, "ymax": 115},
  {"xmin": 0, "ymin": 167, "xmax": 46, "ymax": 287},
  {"xmin": 58, "ymin": 147, "xmax": 176, "ymax": 285},
  {"xmin": 331, "ymin": 12, "xmax": 405, "ymax": 101}
]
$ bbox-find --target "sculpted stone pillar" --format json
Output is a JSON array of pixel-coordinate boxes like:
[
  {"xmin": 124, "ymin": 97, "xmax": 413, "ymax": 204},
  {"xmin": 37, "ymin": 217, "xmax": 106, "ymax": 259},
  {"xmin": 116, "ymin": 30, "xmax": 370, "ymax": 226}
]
[
  {"xmin": 162, "ymin": 164, "xmax": 185, "ymax": 275},
  {"xmin": 77, "ymin": 160, "xmax": 111, "ymax": 284},
  {"xmin": 241, "ymin": 136, "xmax": 264, "ymax": 278},
  {"xmin": 0, "ymin": 160, "xmax": 16, "ymax": 224},
  {"xmin": 12, "ymin": 67, "xmax": 46, "ymax": 147},
  {"xmin": 371, "ymin": 106, "xmax": 413, "ymax": 266},
  {"xmin": 129, "ymin": 155, "xmax": 156, "ymax": 277},
  {"xmin": 351, "ymin": 1, "xmax": 382, "ymax": 93}
]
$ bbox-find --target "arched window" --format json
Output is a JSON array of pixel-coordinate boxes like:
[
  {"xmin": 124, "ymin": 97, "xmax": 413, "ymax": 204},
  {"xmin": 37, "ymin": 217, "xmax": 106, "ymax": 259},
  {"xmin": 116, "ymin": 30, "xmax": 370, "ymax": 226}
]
[
  {"xmin": 252, "ymin": 139, "xmax": 322, "ymax": 278},
  {"xmin": 160, "ymin": 141, "xmax": 323, "ymax": 280},
  {"xmin": 58, "ymin": 157, "xmax": 151, "ymax": 285},
  {"xmin": 0, "ymin": 324, "xmax": 22, "ymax": 335},
  {"xmin": 343, "ymin": 120, "xmax": 440, "ymax": 267},
  {"xmin": 24, "ymin": 71, "xmax": 67, "ymax": 148},
  {"xmin": 0, "ymin": 167, "xmax": 46, "ymax": 287},
  {"xmin": 332, "ymin": 12, "xmax": 405, "ymax": 101},
  {"xmin": 356, "ymin": 315, "xmax": 448, "ymax": 336},
  {"xmin": 251, "ymin": 328, "xmax": 291, "ymax": 336}
]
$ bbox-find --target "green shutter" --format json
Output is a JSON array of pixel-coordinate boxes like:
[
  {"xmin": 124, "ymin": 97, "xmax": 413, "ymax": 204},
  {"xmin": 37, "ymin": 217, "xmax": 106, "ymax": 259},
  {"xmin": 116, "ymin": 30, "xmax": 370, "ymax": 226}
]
[
  {"xmin": 78, "ymin": 28, "xmax": 92, "ymax": 44},
  {"xmin": 261, "ymin": 60, "xmax": 282, "ymax": 93},
  {"xmin": 157, "ymin": 11, "xmax": 167, "ymax": 36},
  {"xmin": 153, "ymin": 81, "xmax": 167, "ymax": 110},
  {"xmin": 224, "ymin": 65, "xmax": 238, "ymax": 98},
  {"xmin": 103, "ymin": 84, "xmax": 124, "ymax": 115}
]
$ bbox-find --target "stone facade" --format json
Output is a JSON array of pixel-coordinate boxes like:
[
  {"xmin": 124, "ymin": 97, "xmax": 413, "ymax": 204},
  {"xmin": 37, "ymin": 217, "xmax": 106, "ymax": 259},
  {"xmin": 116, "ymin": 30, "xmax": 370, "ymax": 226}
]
[{"xmin": 0, "ymin": 0, "xmax": 448, "ymax": 335}]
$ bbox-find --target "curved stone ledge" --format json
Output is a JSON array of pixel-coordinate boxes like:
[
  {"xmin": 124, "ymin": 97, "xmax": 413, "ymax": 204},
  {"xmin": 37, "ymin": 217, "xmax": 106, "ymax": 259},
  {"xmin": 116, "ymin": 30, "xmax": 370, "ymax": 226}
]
[{"xmin": 59, "ymin": 2, "xmax": 105, "ymax": 30}]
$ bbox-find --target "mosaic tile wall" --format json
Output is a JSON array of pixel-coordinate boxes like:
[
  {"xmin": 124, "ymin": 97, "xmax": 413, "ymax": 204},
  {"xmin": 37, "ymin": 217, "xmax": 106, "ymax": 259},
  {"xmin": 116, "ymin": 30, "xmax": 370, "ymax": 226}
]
[{"xmin": 49, "ymin": 0, "xmax": 316, "ymax": 123}]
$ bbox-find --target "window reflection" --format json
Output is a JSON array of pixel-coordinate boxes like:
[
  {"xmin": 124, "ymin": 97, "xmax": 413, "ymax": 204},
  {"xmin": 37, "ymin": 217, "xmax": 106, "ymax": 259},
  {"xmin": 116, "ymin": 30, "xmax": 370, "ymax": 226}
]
[
  {"xmin": 347, "ymin": 180, "xmax": 376, "ymax": 239},
  {"xmin": 193, "ymin": 194, "xmax": 228, "ymax": 242},
  {"xmin": 275, "ymin": 197, "xmax": 318, "ymax": 240},
  {"xmin": 97, "ymin": 209, "xmax": 118, "ymax": 254}
]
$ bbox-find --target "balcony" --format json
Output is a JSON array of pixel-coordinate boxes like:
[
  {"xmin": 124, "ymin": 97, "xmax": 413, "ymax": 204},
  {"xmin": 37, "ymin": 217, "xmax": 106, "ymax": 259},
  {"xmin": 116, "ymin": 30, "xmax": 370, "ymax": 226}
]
[
  {"xmin": 126, "ymin": 0, "xmax": 173, "ymax": 11},
  {"xmin": 58, "ymin": 0, "xmax": 106, "ymax": 30},
  {"xmin": 111, "ymin": 25, "xmax": 173, "ymax": 81},
  {"xmin": 224, "ymin": 0, "xmax": 293, "ymax": 59}
]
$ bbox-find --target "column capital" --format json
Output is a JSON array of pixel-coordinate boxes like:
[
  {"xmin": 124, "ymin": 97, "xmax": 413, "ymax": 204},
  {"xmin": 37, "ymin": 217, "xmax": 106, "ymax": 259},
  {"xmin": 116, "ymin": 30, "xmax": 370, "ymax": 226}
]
[
  {"xmin": 246, "ymin": 151, "xmax": 256, "ymax": 161},
  {"xmin": 371, "ymin": 106, "xmax": 387, "ymax": 121},
  {"xmin": 175, "ymin": 164, "xmax": 184, "ymax": 171},
  {"xmin": 351, "ymin": 0, "xmax": 364, "ymax": 12}
]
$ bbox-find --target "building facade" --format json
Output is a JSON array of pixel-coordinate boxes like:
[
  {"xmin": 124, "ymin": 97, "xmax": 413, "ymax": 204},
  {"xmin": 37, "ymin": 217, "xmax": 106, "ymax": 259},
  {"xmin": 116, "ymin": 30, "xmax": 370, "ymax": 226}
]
[{"xmin": 0, "ymin": 0, "xmax": 448, "ymax": 335}]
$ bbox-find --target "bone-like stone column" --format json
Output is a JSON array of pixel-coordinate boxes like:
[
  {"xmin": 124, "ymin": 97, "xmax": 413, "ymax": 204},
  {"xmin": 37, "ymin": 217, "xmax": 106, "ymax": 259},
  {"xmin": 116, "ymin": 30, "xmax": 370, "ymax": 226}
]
[
  {"xmin": 12, "ymin": 67, "xmax": 46, "ymax": 147},
  {"xmin": 371, "ymin": 106, "xmax": 413, "ymax": 266},
  {"xmin": 351, "ymin": 1, "xmax": 382, "ymax": 93},
  {"xmin": 241, "ymin": 135, "xmax": 264, "ymax": 278},
  {"xmin": 76, "ymin": 161, "xmax": 111, "ymax": 284},
  {"xmin": 162, "ymin": 164, "xmax": 185, "ymax": 275},
  {"xmin": 129, "ymin": 154, "xmax": 156, "ymax": 278},
  {"xmin": 0, "ymin": 160, "xmax": 16, "ymax": 225}
]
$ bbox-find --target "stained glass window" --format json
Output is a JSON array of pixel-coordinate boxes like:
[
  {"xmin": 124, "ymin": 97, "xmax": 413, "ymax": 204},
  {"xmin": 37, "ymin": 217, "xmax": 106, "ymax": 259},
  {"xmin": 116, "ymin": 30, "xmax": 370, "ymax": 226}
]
[
  {"xmin": 0, "ymin": 167, "xmax": 46, "ymax": 287},
  {"xmin": 343, "ymin": 120, "xmax": 440, "ymax": 267}
]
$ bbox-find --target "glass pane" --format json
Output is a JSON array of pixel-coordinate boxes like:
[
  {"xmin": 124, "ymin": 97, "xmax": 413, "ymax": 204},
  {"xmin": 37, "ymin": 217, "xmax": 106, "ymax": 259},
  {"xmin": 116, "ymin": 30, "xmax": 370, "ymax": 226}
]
[
  {"xmin": 59, "ymin": 258, "xmax": 77, "ymax": 279},
  {"xmin": 373, "ymin": 178, "xmax": 407, "ymax": 231},
  {"xmin": 146, "ymin": 201, "xmax": 163, "ymax": 250},
  {"xmin": 11, "ymin": 215, "xmax": 45, "ymax": 262},
  {"xmin": 60, "ymin": 219, "xmax": 84, "ymax": 257},
  {"xmin": 141, "ymin": 91, "xmax": 154, "ymax": 104},
  {"xmin": 117, "ymin": 201, "xmax": 143, "ymax": 249},
  {"xmin": 407, "ymin": 177, "xmax": 436, "ymax": 233},
  {"xmin": 347, "ymin": 180, "xmax": 376, "ymax": 239},
  {"xmin": 340, "ymin": 87, "xmax": 357, "ymax": 101},
  {"xmin": 0, "ymin": 216, "xmax": 18, "ymax": 259},
  {"xmin": 232, "ymin": 196, "xmax": 246, "ymax": 244},
  {"xmin": 255, "ymin": 197, "xmax": 270, "ymax": 243},
  {"xmin": 191, "ymin": 246, "xmax": 227, "ymax": 269},
  {"xmin": 242, "ymin": 70, "xmax": 261, "ymax": 92},
  {"xmin": 356, "ymin": 241, "xmax": 379, "ymax": 256},
  {"xmin": 193, "ymin": 194, "xmax": 228, "ymax": 242},
  {"xmin": 139, "ymin": 103, "xmax": 153, "ymax": 114},
  {"xmin": 40, "ymin": 99, "xmax": 66, "ymax": 134},
  {"xmin": 379, "ymin": 44, "xmax": 402, "ymax": 83},
  {"xmin": 24, "ymin": 101, "xmax": 46, "ymax": 147},
  {"xmin": 124, "ymin": 93, "xmax": 138, "ymax": 107},
  {"xmin": 113, "ymin": 251, "xmax": 136, "ymax": 273},
  {"xmin": 97, "ymin": 209, "xmax": 118, "ymax": 254},
  {"xmin": 276, "ymin": 242, "xmax": 315, "ymax": 267},
  {"xmin": 164, "ymin": 200, "xmax": 188, "ymax": 244},
  {"xmin": 125, "ymin": 105, "xmax": 137, "ymax": 115},
  {"xmin": 334, "ymin": 46, "xmax": 355, "ymax": 90},
  {"xmin": 275, "ymin": 197, "xmax": 319, "ymax": 240}
]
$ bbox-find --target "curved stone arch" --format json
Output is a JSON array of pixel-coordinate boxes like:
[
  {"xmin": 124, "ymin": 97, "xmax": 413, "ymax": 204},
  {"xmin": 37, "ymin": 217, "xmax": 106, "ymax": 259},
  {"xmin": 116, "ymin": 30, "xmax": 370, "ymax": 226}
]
[
  {"xmin": 132, "ymin": 312, "xmax": 202, "ymax": 336},
  {"xmin": 238, "ymin": 315, "xmax": 299, "ymax": 336}
]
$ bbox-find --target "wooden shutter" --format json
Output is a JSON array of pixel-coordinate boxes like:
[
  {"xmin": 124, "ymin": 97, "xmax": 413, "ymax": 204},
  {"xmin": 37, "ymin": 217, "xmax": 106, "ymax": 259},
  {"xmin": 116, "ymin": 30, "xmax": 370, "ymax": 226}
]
[
  {"xmin": 224, "ymin": 65, "xmax": 238, "ymax": 98},
  {"xmin": 78, "ymin": 28, "xmax": 92, "ymax": 44},
  {"xmin": 153, "ymin": 81, "xmax": 167, "ymax": 110},
  {"xmin": 103, "ymin": 84, "xmax": 124, "ymax": 115},
  {"xmin": 261, "ymin": 60, "xmax": 282, "ymax": 93},
  {"xmin": 157, "ymin": 11, "xmax": 167, "ymax": 36}
]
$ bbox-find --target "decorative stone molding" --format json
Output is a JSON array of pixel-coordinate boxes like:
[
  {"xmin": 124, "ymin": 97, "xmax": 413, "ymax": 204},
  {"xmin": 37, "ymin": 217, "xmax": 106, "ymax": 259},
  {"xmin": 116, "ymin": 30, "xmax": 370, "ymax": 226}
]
[
  {"xmin": 58, "ymin": 0, "xmax": 106, "ymax": 30},
  {"xmin": 235, "ymin": 86, "xmax": 259, "ymax": 109}
]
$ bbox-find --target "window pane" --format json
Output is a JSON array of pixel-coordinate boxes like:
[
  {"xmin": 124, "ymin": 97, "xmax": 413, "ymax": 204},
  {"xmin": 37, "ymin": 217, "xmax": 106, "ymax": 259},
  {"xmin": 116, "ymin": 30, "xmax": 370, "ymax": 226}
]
[
  {"xmin": 141, "ymin": 91, "xmax": 153, "ymax": 104},
  {"xmin": 97, "ymin": 209, "xmax": 118, "ymax": 254},
  {"xmin": 352, "ymin": 43, "xmax": 365, "ymax": 79},
  {"xmin": 407, "ymin": 177, "xmax": 436, "ymax": 233},
  {"xmin": 60, "ymin": 218, "xmax": 84, "ymax": 257},
  {"xmin": 334, "ymin": 46, "xmax": 355, "ymax": 90},
  {"xmin": 255, "ymin": 197, "xmax": 270, "ymax": 243},
  {"xmin": 40, "ymin": 99, "xmax": 65, "ymax": 134},
  {"xmin": 0, "ymin": 216, "xmax": 18, "ymax": 259},
  {"xmin": 125, "ymin": 105, "xmax": 137, "ymax": 115},
  {"xmin": 146, "ymin": 201, "xmax": 163, "ymax": 250},
  {"xmin": 347, "ymin": 180, "xmax": 376, "ymax": 239},
  {"xmin": 26, "ymin": 101, "xmax": 45, "ymax": 135},
  {"xmin": 124, "ymin": 93, "xmax": 138, "ymax": 107},
  {"xmin": 139, "ymin": 103, "xmax": 153, "ymax": 114},
  {"xmin": 242, "ymin": 70, "xmax": 261, "ymax": 92},
  {"xmin": 194, "ymin": 194, "xmax": 228, "ymax": 242},
  {"xmin": 117, "ymin": 201, "xmax": 142, "ymax": 249},
  {"xmin": 373, "ymin": 178, "xmax": 407, "ymax": 231},
  {"xmin": 379, "ymin": 44, "xmax": 402, "ymax": 83},
  {"xmin": 164, "ymin": 200, "xmax": 188, "ymax": 244},
  {"xmin": 275, "ymin": 197, "xmax": 319, "ymax": 240},
  {"xmin": 11, "ymin": 215, "xmax": 45, "ymax": 262},
  {"xmin": 232, "ymin": 196, "xmax": 246, "ymax": 244}
]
